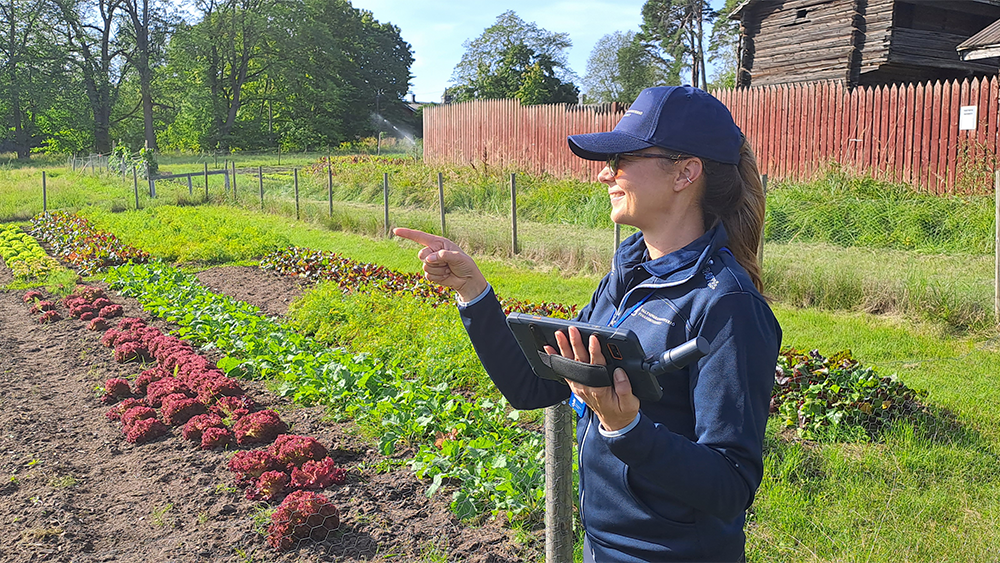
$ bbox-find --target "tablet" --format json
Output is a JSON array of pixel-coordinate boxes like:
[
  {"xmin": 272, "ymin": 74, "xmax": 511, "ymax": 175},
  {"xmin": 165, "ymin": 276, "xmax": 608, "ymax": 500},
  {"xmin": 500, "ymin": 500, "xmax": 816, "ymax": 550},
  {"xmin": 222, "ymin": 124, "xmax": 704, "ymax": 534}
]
[{"xmin": 506, "ymin": 312, "xmax": 664, "ymax": 402}]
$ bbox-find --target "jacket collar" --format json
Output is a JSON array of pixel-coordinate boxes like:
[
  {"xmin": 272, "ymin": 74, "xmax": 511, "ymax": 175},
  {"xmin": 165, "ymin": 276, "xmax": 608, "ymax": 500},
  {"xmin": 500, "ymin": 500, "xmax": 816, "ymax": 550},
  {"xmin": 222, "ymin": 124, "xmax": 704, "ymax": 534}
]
[{"xmin": 614, "ymin": 223, "xmax": 729, "ymax": 287}]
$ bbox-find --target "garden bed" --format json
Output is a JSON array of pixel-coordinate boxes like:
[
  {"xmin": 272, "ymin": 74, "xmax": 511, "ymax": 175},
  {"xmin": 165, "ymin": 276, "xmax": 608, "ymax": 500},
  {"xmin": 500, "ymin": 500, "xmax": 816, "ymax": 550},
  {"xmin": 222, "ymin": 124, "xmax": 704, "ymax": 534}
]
[{"xmin": 0, "ymin": 260, "xmax": 535, "ymax": 562}]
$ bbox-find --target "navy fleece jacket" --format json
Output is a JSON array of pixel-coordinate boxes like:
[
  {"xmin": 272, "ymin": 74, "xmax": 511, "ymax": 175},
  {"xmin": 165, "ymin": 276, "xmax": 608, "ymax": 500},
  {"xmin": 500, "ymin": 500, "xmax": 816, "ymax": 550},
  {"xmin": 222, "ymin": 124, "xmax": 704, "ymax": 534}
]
[{"xmin": 459, "ymin": 224, "xmax": 781, "ymax": 562}]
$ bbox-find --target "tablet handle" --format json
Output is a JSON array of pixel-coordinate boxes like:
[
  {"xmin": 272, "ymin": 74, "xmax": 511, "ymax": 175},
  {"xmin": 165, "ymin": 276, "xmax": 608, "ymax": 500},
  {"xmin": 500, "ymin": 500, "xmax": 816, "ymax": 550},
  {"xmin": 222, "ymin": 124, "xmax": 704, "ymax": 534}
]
[{"xmin": 643, "ymin": 336, "xmax": 709, "ymax": 377}]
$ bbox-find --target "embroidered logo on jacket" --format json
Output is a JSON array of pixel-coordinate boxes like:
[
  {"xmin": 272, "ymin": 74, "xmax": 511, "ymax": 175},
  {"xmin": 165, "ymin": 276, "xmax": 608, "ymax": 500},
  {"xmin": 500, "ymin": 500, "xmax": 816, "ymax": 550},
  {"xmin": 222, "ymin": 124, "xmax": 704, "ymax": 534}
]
[
  {"xmin": 703, "ymin": 267, "xmax": 719, "ymax": 290},
  {"xmin": 636, "ymin": 308, "xmax": 674, "ymax": 326}
]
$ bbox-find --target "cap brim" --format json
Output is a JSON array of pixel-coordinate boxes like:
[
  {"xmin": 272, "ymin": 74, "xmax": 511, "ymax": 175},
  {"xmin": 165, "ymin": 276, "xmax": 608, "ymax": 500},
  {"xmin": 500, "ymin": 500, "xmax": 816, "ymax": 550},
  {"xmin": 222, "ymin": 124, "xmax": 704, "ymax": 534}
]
[{"xmin": 567, "ymin": 131, "xmax": 656, "ymax": 161}]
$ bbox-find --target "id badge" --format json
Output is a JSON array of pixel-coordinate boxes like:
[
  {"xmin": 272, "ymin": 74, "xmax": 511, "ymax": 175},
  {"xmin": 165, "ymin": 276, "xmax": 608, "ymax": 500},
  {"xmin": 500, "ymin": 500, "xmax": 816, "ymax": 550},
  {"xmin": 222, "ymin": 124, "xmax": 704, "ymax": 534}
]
[{"xmin": 568, "ymin": 393, "xmax": 587, "ymax": 418}]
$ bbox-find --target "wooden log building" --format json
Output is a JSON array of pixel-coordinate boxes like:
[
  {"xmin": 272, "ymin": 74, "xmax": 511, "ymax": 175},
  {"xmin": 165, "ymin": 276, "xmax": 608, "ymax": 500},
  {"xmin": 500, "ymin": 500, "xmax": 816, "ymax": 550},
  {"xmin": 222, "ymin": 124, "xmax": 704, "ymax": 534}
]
[{"xmin": 732, "ymin": 0, "xmax": 1000, "ymax": 87}]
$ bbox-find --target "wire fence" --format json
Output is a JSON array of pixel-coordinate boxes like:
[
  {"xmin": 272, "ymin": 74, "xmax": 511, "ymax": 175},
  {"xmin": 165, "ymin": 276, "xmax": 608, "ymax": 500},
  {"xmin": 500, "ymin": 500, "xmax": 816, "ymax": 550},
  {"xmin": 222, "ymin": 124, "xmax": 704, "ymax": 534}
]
[{"xmin": 15, "ymin": 156, "xmax": 1000, "ymax": 561}]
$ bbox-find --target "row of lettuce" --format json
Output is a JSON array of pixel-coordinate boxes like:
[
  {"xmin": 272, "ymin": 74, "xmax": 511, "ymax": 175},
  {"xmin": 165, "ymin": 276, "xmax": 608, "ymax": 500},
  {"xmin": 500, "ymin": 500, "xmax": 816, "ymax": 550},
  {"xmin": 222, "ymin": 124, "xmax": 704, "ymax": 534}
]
[
  {"xmin": 8, "ymin": 211, "xmax": 940, "ymax": 523},
  {"xmin": 21, "ymin": 282, "xmax": 346, "ymax": 552}
]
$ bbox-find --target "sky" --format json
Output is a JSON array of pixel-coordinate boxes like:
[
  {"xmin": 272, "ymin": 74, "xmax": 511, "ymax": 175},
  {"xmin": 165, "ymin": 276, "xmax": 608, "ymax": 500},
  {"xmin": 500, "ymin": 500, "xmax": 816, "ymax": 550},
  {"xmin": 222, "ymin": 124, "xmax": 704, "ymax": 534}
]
[{"xmin": 349, "ymin": 0, "xmax": 725, "ymax": 103}]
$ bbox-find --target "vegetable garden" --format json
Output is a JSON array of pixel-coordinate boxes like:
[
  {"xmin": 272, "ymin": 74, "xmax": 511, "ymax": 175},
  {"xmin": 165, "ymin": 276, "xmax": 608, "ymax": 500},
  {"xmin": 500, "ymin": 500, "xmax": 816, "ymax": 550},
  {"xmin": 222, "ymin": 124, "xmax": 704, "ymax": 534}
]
[{"xmin": 2, "ymin": 159, "xmax": 1000, "ymax": 562}]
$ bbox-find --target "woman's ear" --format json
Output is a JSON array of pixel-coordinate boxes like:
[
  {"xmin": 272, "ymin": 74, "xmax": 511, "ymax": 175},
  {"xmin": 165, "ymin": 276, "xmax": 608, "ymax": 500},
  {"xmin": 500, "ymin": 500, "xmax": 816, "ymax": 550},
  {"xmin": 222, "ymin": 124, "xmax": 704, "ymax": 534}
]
[{"xmin": 673, "ymin": 158, "xmax": 704, "ymax": 192}]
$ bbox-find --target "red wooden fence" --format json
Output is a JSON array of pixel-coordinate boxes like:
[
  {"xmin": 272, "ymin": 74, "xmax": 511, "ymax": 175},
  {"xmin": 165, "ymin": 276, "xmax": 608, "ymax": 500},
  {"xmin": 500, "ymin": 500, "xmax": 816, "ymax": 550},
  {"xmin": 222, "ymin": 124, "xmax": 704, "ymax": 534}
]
[{"xmin": 423, "ymin": 77, "xmax": 1000, "ymax": 194}]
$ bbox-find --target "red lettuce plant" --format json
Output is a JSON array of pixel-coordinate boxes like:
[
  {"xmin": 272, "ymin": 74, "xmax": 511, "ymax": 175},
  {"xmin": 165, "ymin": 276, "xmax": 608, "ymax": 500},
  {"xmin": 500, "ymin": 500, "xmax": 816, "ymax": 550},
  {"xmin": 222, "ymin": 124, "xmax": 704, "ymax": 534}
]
[
  {"xmin": 161, "ymin": 395, "xmax": 207, "ymax": 426},
  {"xmin": 145, "ymin": 378, "xmax": 191, "ymax": 407},
  {"xmin": 38, "ymin": 310, "xmax": 61, "ymax": 323},
  {"xmin": 266, "ymin": 490, "xmax": 340, "ymax": 551},
  {"xmin": 232, "ymin": 410, "xmax": 288, "ymax": 446},
  {"xmin": 106, "ymin": 398, "xmax": 145, "ymax": 421},
  {"xmin": 200, "ymin": 427, "xmax": 234, "ymax": 450},
  {"xmin": 23, "ymin": 290, "xmax": 44, "ymax": 303},
  {"xmin": 182, "ymin": 413, "xmax": 224, "ymax": 441},
  {"xmin": 248, "ymin": 471, "xmax": 289, "ymax": 502},
  {"xmin": 121, "ymin": 406, "xmax": 158, "ymax": 427},
  {"xmin": 88, "ymin": 317, "xmax": 110, "ymax": 331},
  {"xmin": 228, "ymin": 450, "xmax": 281, "ymax": 483},
  {"xmin": 269, "ymin": 435, "xmax": 328, "ymax": 467},
  {"xmin": 289, "ymin": 458, "xmax": 347, "ymax": 490},
  {"xmin": 125, "ymin": 417, "xmax": 168, "ymax": 444},
  {"xmin": 101, "ymin": 378, "xmax": 132, "ymax": 404}
]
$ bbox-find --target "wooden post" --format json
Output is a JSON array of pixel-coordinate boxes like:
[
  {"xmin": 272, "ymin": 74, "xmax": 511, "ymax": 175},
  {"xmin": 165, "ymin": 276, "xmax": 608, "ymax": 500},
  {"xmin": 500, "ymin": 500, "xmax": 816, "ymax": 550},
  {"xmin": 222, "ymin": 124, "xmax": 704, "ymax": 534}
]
[
  {"xmin": 259, "ymin": 166, "xmax": 264, "ymax": 211},
  {"xmin": 545, "ymin": 403, "xmax": 574, "ymax": 563},
  {"xmin": 758, "ymin": 174, "xmax": 768, "ymax": 264},
  {"xmin": 133, "ymin": 166, "xmax": 139, "ymax": 209},
  {"xmin": 510, "ymin": 173, "xmax": 518, "ymax": 254},
  {"xmin": 71, "ymin": 156, "xmax": 76, "ymax": 171},
  {"xmin": 328, "ymin": 162, "xmax": 333, "ymax": 217},
  {"xmin": 995, "ymin": 170, "xmax": 999, "ymax": 327},
  {"xmin": 438, "ymin": 172, "xmax": 446, "ymax": 236},
  {"xmin": 614, "ymin": 224, "xmax": 621, "ymax": 251},
  {"xmin": 149, "ymin": 177, "xmax": 156, "ymax": 198},
  {"xmin": 42, "ymin": 171, "xmax": 47, "ymax": 214},
  {"xmin": 231, "ymin": 161, "xmax": 237, "ymax": 203},
  {"xmin": 383, "ymin": 172, "xmax": 390, "ymax": 236},
  {"xmin": 187, "ymin": 175, "xmax": 193, "ymax": 196},
  {"xmin": 294, "ymin": 168, "xmax": 300, "ymax": 220},
  {"xmin": 214, "ymin": 152, "xmax": 218, "ymax": 169},
  {"xmin": 277, "ymin": 146, "xmax": 281, "ymax": 166},
  {"xmin": 223, "ymin": 169, "xmax": 230, "ymax": 194},
  {"xmin": 204, "ymin": 163, "xmax": 209, "ymax": 201}
]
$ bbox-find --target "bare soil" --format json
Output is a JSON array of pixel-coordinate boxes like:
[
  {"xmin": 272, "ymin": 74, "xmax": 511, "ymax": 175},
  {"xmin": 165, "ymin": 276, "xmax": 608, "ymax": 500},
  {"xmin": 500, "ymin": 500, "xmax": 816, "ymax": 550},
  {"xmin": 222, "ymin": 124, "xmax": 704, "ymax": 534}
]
[{"xmin": 0, "ymin": 261, "xmax": 540, "ymax": 563}]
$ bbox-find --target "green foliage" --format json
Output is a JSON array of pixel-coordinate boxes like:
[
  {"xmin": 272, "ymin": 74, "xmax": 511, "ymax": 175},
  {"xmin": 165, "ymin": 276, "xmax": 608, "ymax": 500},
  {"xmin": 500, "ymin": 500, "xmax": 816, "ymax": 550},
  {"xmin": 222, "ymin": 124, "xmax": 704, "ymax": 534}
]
[
  {"xmin": 772, "ymin": 348, "xmax": 930, "ymax": 441},
  {"xmin": 29, "ymin": 212, "xmax": 151, "ymax": 275},
  {"xmin": 0, "ymin": 224, "xmax": 63, "ymax": 280},
  {"xmin": 448, "ymin": 11, "xmax": 578, "ymax": 104},
  {"xmin": 765, "ymin": 170, "xmax": 996, "ymax": 254},
  {"xmin": 80, "ymin": 206, "xmax": 290, "ymax": 265},
  {"xmin": 584, "ymin": 31, "xmax": 666, "ymax": 103},
  {"xmin": 260, "ymin": 246, "xmax": 577, "ymax": 318}
]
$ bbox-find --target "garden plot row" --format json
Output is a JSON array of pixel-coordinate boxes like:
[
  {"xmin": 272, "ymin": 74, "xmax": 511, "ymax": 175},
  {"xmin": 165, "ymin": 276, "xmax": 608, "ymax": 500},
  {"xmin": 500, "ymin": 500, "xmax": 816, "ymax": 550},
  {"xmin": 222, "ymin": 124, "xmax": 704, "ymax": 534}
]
[{"xmin": 19, "ymin": 283, "xmax": 347, "ymax": 552}]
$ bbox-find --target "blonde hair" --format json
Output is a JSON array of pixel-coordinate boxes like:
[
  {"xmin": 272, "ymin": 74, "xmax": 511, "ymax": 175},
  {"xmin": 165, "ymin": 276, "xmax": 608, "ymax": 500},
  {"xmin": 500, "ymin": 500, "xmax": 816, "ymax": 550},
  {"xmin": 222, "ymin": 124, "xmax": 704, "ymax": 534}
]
[{"xmin": 699, "ymin": 137, "xmax": 765, "ymax": 292}]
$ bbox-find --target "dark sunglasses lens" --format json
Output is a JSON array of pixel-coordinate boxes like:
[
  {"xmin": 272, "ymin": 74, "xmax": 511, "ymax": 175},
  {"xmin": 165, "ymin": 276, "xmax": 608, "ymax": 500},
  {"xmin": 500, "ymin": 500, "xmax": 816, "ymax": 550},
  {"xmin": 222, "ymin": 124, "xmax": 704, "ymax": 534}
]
[{"xmin": 607, "ymin": 154, "xmax": 619, "ymax": 174}]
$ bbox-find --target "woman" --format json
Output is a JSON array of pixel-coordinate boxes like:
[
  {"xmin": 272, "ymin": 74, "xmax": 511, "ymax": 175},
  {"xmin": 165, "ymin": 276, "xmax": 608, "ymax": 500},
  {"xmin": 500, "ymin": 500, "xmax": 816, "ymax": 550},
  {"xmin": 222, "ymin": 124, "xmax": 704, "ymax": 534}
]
[{"xmin": 395, "ymin": 85, "xmax": 780, "ymax": 562}]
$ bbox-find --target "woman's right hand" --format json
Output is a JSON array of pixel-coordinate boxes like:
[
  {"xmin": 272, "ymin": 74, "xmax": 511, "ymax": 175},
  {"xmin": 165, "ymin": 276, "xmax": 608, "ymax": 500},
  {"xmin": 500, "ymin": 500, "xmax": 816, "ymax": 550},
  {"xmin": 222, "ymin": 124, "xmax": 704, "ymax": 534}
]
[{"xmin": 393, "ymin": 228, "xmax": 489, "ymax": 302}]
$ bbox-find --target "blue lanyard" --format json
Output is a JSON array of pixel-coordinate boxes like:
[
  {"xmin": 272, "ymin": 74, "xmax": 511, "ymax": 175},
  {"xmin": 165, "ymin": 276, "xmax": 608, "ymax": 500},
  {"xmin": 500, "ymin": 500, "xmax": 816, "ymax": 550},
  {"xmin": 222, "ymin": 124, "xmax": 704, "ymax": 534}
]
[{"xmin": 608, "ymin": 290, "xmax": 654, "ymax": 328}]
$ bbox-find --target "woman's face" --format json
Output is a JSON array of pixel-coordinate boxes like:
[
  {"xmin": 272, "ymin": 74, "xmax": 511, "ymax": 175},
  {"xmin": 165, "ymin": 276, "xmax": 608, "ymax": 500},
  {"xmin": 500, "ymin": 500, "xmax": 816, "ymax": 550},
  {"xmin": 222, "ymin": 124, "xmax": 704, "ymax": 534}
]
[{"xmin": 598, "ymin": 149, "xmax": 685, "ymax": 231}]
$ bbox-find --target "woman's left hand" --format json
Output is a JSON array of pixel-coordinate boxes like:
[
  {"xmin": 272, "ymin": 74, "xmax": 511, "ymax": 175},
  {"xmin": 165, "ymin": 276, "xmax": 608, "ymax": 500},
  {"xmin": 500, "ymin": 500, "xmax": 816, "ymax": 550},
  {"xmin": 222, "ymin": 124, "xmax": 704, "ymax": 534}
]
[{"xmin": 545, "ymin": 326, "xmax": 641, "ymax": 432}]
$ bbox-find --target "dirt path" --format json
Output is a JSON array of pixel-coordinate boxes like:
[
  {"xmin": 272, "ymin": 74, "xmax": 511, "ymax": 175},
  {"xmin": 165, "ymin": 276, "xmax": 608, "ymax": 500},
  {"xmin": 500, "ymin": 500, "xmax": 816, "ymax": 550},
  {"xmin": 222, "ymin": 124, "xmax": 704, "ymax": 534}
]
[{"xmin": 0, "ymin": 261, "xmax": 538, "ymax": 562}]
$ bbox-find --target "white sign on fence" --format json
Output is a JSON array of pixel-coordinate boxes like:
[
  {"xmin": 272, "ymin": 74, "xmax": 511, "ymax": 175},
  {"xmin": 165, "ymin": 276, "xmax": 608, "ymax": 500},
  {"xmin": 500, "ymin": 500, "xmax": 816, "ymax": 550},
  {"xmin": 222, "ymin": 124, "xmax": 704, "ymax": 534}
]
[{"xmin": 959, "ymin": 106, "xmax": 978, "ymax": 131}]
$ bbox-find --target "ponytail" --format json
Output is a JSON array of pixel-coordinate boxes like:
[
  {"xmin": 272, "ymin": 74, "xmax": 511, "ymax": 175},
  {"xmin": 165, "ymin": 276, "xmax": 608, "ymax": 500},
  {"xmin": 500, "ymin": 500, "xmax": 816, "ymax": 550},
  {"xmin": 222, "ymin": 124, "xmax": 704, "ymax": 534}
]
[{"xmin": 700, "ymin": 137, "xmax": 766, "ymax": 293}]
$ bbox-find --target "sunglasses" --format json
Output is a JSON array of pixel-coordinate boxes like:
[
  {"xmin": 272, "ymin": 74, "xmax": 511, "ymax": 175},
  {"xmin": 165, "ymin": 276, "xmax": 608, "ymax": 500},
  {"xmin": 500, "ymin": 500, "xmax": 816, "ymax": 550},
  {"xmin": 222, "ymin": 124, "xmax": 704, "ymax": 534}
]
[{"xmin": 606, "ymin": 152, "xmax": 693, "ymax": 175}]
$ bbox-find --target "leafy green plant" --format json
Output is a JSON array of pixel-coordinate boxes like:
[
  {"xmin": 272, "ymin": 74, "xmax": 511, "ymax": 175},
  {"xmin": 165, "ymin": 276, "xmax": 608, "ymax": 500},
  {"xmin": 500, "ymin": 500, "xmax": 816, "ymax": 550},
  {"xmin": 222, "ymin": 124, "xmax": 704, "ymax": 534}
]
[
  {"xmin": 772, "ymin": 348, "xmax": 930, "ymax": 441},
  {"xmin": 29, "ymin": 212, "xmax": 150, "ymax": 275},
  {"xmin": 0, "ymin": 224, "xmax": 62, "ymax": 280}
]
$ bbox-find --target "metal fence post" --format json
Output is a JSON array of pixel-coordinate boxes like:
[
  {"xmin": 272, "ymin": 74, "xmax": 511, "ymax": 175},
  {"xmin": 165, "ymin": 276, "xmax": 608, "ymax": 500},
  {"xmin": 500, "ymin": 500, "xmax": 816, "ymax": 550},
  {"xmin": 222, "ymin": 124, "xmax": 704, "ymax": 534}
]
[
  {"xmin": 383, "ymin": 172, "xmax": 390, "ymax": 236},
  {"xmin": 510, "ymin": 173, "xmax": 518, "ymax": 254},
  {"xmin": 438, "ymin": 172, "xmax": 446, "ymax": 236},
  {"xmin": 223, "ymin": 169, "xmax": 230, "ymax": 194},
  {"xmin": 545, "ymin": 403, "xmax": 574, "ymax": 563},
  {"xmin": 148, "ymin": 176, "xmax": 155, "ymax": 198},
  {"xmin": 42, "ymin": 171, "xmax": 47, "ymax": 214},
  {"xmin": 133, "ymin": 166, "xmax": 139, "ymax": 209},
  {"xmin": 259, "ymin": 166, "xmax": 264, "ymax": 211},
  {"xmin": 204, "ymin": 163, "xmax": 209, "ymax": 201},
  {"xmin": 294, "ymin": 168, "xmax": 300, "ymax": 220},
  {"xmin": 232, "ymin": 161, "xmax": 237, "ymax": 203},
  {"xmin": 187, "ymin": 175, "xmax": 193, "ymax": 196},
  {"xmin": 328, "ymin": 162, "xmax": 334, "ymax": 217}
]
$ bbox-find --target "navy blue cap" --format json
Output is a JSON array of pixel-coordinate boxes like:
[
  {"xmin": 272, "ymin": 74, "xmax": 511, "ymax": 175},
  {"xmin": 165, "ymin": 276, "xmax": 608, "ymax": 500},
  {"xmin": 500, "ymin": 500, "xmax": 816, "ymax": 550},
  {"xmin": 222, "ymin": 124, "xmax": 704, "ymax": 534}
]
[{"xmin": 568, "ymin": 86, "xmax": 742, "ymax": 165}]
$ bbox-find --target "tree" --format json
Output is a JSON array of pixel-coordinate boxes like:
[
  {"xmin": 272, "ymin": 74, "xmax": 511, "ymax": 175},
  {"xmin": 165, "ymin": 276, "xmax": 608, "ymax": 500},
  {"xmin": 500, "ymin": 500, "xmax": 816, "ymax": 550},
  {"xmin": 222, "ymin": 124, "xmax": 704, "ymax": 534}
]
[
  {"xmin": 707, "ymin": 0, "xmax": 741, "ymax": 90},
  {"xmin": 583, "ymin": 30, "xmax": 667, "ymax": 103},
  {"xmin": 54, "ymin": 0, "xmax": 131, "ymax": 153},
  {"xmin": 119, "ymin": 0, "xmax": 175, "ymax": 150},
  {"xmin": 1, "ymin": 0, "xmax": 69, "ymax": 157},
  {"xmin": 639, "ymin": 0, "xmax": 716, "ymax": 90},
  {"xmin": 449, "ymin": 10, "xmax": 578, "ymax": 103}
]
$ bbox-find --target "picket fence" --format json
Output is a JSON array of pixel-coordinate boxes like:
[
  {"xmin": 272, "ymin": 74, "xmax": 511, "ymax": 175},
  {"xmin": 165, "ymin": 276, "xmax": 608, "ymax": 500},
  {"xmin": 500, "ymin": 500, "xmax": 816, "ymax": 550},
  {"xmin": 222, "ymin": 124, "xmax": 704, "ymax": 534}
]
[{"xmin": 423, "ymin": 77, "xmax": 1000, "ymax": 194}]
